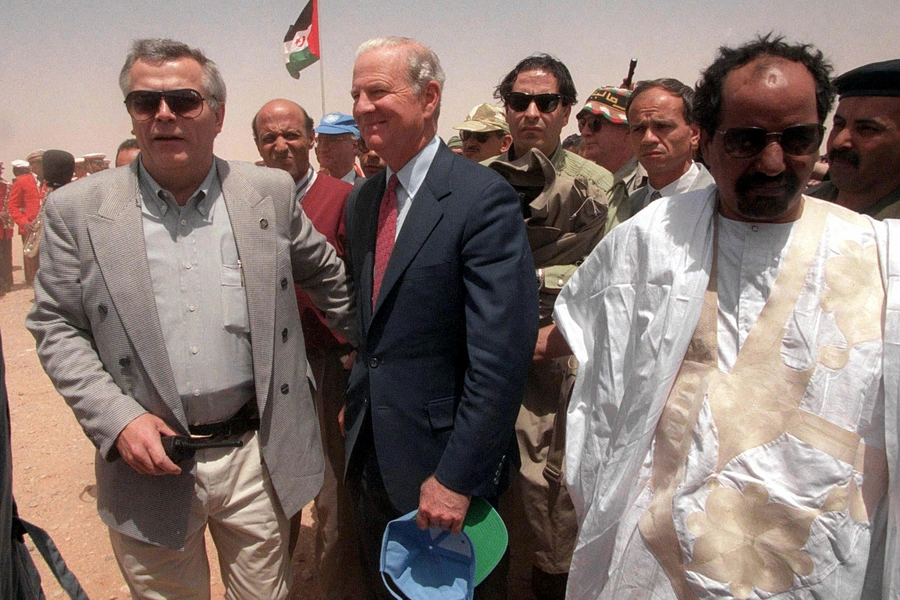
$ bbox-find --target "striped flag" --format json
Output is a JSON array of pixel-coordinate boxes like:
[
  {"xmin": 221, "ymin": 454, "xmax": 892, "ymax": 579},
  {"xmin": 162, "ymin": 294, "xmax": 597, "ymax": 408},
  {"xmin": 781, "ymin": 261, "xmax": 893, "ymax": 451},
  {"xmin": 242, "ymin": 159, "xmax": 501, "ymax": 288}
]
[{"xmin": 282, "ymin": 0, "xmax": 320, "ymax": 79}]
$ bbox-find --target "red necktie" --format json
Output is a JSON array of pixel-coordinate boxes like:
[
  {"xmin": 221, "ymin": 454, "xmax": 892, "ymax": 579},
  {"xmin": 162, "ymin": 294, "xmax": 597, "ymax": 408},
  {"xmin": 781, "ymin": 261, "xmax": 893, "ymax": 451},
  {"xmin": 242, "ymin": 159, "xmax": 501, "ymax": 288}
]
[{"xmin": 372, "ymin": 174, "xmax": 399, "ymax": 309}]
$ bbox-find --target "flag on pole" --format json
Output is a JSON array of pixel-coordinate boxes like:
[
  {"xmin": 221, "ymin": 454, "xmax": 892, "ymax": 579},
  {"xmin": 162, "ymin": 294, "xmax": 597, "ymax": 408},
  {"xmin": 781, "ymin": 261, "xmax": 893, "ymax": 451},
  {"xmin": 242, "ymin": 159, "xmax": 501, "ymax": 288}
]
[{"xmin": 283, "ymin": 0, "xmax": 320, "ymax": 79}]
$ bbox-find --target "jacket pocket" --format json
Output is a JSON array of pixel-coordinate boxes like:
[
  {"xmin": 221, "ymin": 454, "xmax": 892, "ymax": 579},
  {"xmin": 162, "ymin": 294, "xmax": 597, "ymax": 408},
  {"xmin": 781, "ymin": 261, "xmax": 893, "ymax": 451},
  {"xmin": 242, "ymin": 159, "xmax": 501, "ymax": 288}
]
[{"xmin": 427, "ymin": 396, "xmax": 456, "ymax": 431}]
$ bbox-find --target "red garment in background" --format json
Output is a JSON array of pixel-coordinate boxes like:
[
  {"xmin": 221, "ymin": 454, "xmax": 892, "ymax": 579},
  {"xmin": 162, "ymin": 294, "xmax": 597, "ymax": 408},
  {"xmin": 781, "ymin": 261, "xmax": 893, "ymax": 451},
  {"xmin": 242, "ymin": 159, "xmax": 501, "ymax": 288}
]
[
  {"xmin": 294, "ymin": 173, "xmax": 352, "ymax": 350},
  {"xmin": 7, "ymin": 174, "xmax": 41, "ymax": 234}
]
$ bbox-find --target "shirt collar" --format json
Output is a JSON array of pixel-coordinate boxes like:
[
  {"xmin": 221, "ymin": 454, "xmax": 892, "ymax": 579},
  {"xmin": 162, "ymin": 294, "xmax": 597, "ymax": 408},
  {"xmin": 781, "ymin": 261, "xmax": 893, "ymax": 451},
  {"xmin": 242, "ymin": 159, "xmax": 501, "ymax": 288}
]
[
  {"xmin": 138, "ymin": 159, "xmax": 219, "ymax": 218},
  {"xmin": 386, "ymin": 135, "xmax": 440, "ymax": 200},
  {"xmin": 295, "ymin": 166, "xmax": 316, "ymax": 202},
  {"xmin": 650, "ymin": 162, "xmax": 701, "ymax": 197}
]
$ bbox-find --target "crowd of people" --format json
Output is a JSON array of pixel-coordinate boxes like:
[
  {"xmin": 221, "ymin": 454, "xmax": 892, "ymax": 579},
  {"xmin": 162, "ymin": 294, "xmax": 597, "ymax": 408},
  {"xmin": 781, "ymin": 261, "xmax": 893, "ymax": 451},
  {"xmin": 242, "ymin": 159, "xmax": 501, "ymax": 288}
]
[{"xmin": 4, "ymin": 30, "xmax": 900, "ymax": 600}]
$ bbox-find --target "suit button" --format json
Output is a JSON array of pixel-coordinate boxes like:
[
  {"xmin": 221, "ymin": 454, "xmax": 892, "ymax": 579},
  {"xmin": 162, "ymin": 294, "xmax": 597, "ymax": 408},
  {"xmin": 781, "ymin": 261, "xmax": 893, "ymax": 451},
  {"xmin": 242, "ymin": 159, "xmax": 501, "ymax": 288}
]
[
  {"xmin": 98, "ymin": 304, "xmax": 108, "ymax": 316},
  {"xmin": 369, "ymin": 358, "xmax": 379, "ymax": 368},
  {"xmin": 119, "ymin": 357, "xmax": 131, "ymax": 367},
  {"xmin": 282, "ymin": 328, "xmax": 288, "ymax": 342},
  {"xmin": 259, "ymin": 218, "xmax": 269, "ymax": 230},
  {"xmin": 280, "ymin": 383, "xmax": 289, "ymax": 394},
  {"xmin": 281, "ymin": 277, "xmax": 289, "ymax": 290}
]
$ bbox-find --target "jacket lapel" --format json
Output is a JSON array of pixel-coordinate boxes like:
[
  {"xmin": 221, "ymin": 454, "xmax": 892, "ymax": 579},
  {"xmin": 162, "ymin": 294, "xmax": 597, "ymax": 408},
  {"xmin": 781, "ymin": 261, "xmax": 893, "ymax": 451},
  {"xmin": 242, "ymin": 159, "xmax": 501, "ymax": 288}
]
[
  {"xmin": 373, "ymin": 145, "xmax": 451, "ymax": 315},
  {"xmin": 217, "ymin": 159, "xmax": 277, "ymax": 413},
  {"xmin": 86, "ymin": 165, "xmax": 185, "ymax": 425}
]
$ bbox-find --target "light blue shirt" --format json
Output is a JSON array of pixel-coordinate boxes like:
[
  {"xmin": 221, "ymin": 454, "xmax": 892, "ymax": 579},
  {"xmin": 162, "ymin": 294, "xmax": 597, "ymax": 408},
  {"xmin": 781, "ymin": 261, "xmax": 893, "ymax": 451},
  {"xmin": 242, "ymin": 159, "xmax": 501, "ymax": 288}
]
[
  {"xmin": 385, "ymin": 135, "xmax": 441, "ymax": 240},
  {"xmin": 137, "ymin": 160, "xmax": 254, "ymax": 425}
]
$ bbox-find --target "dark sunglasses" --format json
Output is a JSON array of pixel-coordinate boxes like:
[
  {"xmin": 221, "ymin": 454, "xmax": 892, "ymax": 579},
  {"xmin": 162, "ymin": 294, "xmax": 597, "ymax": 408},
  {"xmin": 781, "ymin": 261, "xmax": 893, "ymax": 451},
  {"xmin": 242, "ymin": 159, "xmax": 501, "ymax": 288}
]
[
  {"xmin": 717, "ymin": 124, "xmax": 825, "ymax": 158},
  {"xmin": 576, "ymin": 113, "xmax": 604, "ymax": 133},
  {"xmin": 124, "ymin": 89, "xmax": 210, "ymax": 121},
  {"xmin": 460, "ymin": 130, "xmax": 497, "ymax": 144},
  {"xmin": 505, "ymin": 92, "xmax": 563, "ymax": 114}
]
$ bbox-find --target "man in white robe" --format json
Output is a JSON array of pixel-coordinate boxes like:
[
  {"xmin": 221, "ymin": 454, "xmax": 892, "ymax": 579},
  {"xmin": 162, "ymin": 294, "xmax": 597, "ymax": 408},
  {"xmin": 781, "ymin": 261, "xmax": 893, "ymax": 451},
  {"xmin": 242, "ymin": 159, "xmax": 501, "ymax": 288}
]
[{"xmin": 555, "ymin": 35, "xmax": 900, "ymax": 600}]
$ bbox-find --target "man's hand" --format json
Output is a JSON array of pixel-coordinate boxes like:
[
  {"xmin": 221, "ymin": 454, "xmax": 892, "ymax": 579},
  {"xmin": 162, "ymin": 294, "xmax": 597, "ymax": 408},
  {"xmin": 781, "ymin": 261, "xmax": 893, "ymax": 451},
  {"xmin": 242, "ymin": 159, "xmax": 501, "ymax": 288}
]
[
  {"xmin": 416, "ymin": 476, "xmax": 471, "ymax": 534},
  {"xmin": 23, "ymin": 221, "xmax": 37, "ymax": 234},
  {"xmin": 533, "ymin": 324, "xmax": 571, "ymax": 362},
  {"xmin": 115, "ymin": 413, "xmax": 182, "ymax": 476}
]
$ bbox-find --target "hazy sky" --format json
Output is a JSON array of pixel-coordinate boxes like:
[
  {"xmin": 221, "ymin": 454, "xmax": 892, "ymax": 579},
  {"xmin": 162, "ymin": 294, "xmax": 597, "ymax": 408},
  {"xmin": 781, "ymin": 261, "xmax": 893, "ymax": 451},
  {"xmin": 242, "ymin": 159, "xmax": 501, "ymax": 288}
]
[{"xmin": 2, "ymin": 0, "xmax": 897, "ymax": 167}]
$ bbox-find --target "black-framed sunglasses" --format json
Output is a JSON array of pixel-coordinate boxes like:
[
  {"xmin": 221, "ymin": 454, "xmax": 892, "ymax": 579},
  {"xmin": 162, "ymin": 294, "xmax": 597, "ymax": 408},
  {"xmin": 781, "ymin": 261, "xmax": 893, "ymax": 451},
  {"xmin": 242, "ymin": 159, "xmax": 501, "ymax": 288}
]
[
  {"xmin": 124, "ymin": 89, "xmax": 211, "ymax": 121},
  {"xmin": 716, "ymin": 124, "xmax": 825, "ymax": 159},
  {"xmin": 459, "ymin": 130, "xmax": 497, "ymax": 144},
  {"xmin": 505, "ymin": 92, "xmax": 563, "ymax": 114},
  {"xmin": 576, "ymin": 113, "xmax": 604, "ymax": 133}
]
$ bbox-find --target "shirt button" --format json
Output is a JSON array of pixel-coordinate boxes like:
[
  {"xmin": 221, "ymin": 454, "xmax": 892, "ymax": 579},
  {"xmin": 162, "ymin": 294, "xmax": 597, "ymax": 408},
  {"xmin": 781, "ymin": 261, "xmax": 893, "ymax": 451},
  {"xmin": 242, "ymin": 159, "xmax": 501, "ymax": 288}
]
[
  {"xmin": 751, "ymin": 225, "xmax": 759, "ymax": 232},
  {"xmin": 193, "ymin": 390, "xmax": 201, "ymax": 397},
  {"xmin": 280, "ymin": 383, "xmax": 290, "ymax": 394},
  {"xmin": 191, "ymin": 346, "xmax": 198, "ymax": 355},
  {"xmin": 185, "ymin": 262, "xmax": 192, "ymax": 270},
  {"xmin": 369, "ymin": 358, "xmax": 379, "ymax": 368},
  {"xmin": 189, "ymin": 304, "xmax": 196, "ymax": 312},
  {"xmin": 180, "ymin": 219, "xmax": 187, "ymax": 226}
]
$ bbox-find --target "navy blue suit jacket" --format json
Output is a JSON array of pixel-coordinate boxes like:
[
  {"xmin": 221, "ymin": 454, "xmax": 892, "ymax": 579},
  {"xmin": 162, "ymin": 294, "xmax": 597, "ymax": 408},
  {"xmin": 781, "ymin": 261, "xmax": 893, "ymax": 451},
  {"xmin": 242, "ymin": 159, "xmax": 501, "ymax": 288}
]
[{"xmin": 344, "ymin": 143, "xmax": 539, "ymax": 513}]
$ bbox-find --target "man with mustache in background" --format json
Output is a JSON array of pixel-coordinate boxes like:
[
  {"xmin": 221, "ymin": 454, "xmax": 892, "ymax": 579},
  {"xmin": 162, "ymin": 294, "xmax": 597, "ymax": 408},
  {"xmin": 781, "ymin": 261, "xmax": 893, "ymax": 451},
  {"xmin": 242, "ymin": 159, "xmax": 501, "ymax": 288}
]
[{"xmin": 810, "ymin": 59, "xmax": 900, "ymax": 219}]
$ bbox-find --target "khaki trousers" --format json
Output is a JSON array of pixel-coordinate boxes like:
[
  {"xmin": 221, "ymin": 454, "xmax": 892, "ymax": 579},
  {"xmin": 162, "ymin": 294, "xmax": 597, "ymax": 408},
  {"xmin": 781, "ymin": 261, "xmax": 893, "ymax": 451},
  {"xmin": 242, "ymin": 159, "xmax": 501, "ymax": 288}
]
[{"xmin": 109, "ymin": 431, "xmax": 291, "ymax": 600}]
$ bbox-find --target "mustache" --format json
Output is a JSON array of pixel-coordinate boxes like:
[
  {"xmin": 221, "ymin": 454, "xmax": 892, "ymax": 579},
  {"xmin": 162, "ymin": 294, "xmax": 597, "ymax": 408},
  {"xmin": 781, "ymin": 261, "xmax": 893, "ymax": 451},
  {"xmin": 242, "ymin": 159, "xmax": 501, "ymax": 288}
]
[
  {"xmin": 735, "ymin": 171, "xmax": 799, "ymax": 193},
  {"xmin": 829, "ymin": 147, "xmax": 860, "ymax": 167}
]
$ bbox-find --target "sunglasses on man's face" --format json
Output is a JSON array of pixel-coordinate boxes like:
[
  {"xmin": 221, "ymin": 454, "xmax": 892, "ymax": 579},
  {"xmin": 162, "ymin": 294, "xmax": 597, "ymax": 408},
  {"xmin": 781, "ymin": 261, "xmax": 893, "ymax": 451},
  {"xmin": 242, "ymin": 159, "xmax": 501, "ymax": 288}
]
[
  {"xmin": 124, "ymin": 89, "xmax": 209, "ymax": 121},
  {"xmin": 460, "ymin": 130, "xmax": 497, "ymax": 144},
  {"xmin": 505, "ymin": 92, "xmax": 563, "ymax": 114},
  {"xmin": 716, "ymin": 123, "xmax": 824, "ymax": 159},
  {"xmin": 577, "ymin": 114, "xmax": 604, "ymax": 133}
]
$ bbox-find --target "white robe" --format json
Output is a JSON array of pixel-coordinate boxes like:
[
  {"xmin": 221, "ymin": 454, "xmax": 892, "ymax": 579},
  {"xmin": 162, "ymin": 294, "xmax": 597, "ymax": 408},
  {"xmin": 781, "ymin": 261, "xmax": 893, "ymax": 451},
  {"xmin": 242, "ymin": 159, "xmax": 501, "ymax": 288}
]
[{"xmin": 555, "ymin": 187, "xmax": 900, "ymax": 599}]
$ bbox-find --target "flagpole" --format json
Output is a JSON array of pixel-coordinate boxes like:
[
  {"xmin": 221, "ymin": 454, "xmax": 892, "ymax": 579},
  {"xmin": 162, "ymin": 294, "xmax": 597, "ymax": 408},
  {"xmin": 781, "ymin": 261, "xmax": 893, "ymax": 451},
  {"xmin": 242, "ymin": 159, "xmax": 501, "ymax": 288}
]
[{"xmin": 319, "ymin": 53, "xmax": 326, "ymax": 118}]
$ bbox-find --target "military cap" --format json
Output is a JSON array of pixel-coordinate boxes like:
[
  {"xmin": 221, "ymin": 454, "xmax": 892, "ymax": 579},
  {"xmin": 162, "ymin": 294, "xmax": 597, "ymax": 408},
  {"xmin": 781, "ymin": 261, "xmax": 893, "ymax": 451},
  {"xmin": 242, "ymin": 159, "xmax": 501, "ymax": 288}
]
[
  {"xmin": 580, "ymin": 87, "xmax": 631, "ymax": 124},
  {"xmin": 835, "ymin": 59, "xmax": 900, "ymax": 98},
  {"xmin": 447, "ymin": 135, "xmax": 463, "ymax": 150},
  {"xmin": 454, "ymin": 103, "xmax": 509, "ymax": 133}
]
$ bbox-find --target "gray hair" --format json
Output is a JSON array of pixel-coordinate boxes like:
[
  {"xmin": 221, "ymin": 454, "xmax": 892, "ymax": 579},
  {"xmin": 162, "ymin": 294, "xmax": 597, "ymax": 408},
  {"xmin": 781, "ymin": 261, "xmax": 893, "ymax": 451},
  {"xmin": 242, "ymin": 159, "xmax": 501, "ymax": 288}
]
[
  {"xmin": 356, "ymin": 37, "xmax": 444, "ymax": 118},
  {"xmin": 119, "ymin": 38, "xmax": 227, "ymax": 109}
]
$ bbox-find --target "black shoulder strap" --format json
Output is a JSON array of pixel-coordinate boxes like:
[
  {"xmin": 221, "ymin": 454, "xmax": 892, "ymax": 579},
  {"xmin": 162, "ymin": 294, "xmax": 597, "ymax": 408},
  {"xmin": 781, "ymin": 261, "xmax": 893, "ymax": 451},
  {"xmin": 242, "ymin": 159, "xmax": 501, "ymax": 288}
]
[{"xmin": 12, "ymin": 505, "xmax": 89, "ymax": 600}]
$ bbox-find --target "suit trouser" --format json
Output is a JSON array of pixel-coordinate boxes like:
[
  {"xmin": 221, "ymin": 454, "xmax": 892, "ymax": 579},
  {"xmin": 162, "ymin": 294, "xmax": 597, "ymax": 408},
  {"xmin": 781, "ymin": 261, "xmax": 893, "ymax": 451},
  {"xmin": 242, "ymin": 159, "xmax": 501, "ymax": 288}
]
[
  {"xmin": 108, "ymin": 431, "xmax": 291, "ymax": 600},
  {"xmin": 347, "ymin": 416, "xmax": 509, "ymax": 600},
  {"xmin": 307, "ymin": 347, "xmax": 364, "ymax": 599}
]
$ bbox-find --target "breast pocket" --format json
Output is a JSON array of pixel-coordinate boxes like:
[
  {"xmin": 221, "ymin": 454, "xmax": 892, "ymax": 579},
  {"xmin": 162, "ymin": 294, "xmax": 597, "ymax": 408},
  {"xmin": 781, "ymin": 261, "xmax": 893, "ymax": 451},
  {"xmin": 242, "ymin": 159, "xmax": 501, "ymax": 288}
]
[{"xmin": 221, "ymin": 263, "xmax": 250, "ymax": 333}]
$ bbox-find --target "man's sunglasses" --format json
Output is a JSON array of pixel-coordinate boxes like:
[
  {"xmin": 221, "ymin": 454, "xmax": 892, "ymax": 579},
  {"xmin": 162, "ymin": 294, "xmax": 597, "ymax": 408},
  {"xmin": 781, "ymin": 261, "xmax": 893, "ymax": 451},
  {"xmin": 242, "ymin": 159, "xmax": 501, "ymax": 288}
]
[
  {"xmin": 460, "ymin": 130, "xmax": 498, "ymax": 144},
  {"xmin": 505, "ymin": 92, "xmax": 563, "ymax": 114},
  {"xmin": 124, "ymin": 89, "xmax": 211, "ymax": 121},
  {"xmin": 717, "ymin": 124, "xmax": 825, "ymax": 159},
  {"xmin": 576, "ymin": 114, "xmax": 604, "ymax": 133}
]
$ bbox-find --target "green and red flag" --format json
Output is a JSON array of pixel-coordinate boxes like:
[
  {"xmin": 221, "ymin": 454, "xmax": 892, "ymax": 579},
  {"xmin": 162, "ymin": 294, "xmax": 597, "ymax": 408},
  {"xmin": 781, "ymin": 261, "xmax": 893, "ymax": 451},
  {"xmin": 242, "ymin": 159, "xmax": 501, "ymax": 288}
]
[{"xmin": 283, "ymin": 0, "xmax": 320, "ymax": 79}]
